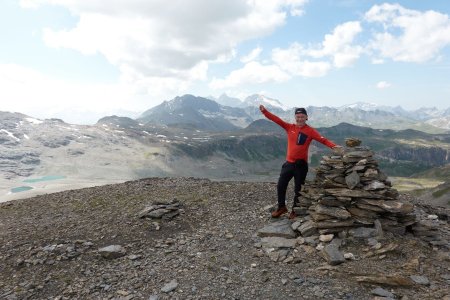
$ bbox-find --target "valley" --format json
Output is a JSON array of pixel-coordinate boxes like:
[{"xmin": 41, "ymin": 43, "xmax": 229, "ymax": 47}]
[{"xmin": 1, "ymin": 95, "xmax": 449, "ymax": 204}]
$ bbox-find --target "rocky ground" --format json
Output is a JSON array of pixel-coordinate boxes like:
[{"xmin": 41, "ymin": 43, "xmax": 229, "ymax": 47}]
[{"xmin": 0, "ymin": 177, "xmax": 449, "ymax": 300}]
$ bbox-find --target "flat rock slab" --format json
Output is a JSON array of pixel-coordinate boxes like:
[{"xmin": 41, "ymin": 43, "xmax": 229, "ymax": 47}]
[
  {"xmin": 261, "ymin": 237, "xmax": 297, "ymax": 249},
  {"xmin": 298, "ymin": 220, "xmax": 317, "ymax": 237},
  {"xmin": 356, "ymin": 275, "xmax": 413, "ymax": 286},
  {"xmin": 345, "ymin": 171, "xmax": 360, "ymax": 189},
  {"xmin": 258, "ymin": 219, "xmax": 296, "ymax": 238},
  {"xmin": 315, "ymin": 204, "xmax": 351, "ymax": 220},
  {"xmin": 325, "ymin": 188, "xmax": 382, "ymax": 199},
  {"xmin": 322, "ymin": 244, "xmax": 345, "ymax": 265},
  {"xmin": 349, "ymin": 227, "xmax": 378, "ymax": 239}
]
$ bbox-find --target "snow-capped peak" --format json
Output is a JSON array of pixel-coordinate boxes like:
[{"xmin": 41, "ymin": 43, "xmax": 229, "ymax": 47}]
[
  {"xmin": 338, "ymin": 102, "xmax": 382, "ymax": 111},
  {"xmin": 243, "ymin": 94, "xmax": 290, "ymax": 111}
]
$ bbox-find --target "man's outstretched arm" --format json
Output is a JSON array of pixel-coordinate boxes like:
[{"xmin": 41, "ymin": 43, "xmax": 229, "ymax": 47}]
[{"xmin": 259, "ymin": 105, "xmax": 289, "ymax": 130}]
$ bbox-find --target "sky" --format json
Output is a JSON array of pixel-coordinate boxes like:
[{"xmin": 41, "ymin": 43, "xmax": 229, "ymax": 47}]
[{"xmin": 1, "ymin": 0, "xmax": 450, "ymax": 124}]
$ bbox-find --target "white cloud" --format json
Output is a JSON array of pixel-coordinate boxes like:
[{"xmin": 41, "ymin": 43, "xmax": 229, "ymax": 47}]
[
  {"xmin": 0, "ymin": 63, "xmax": 146, "ymax": 124},
  {"xmin": 308, "ymin": 21, "xmax": 363, "ymax": 68},
  {"xmin": 376, "ymin": 81, "xmax": 391, "ymax": 89},
  {"xmin": 272, "ymin": 43, "xmax": 331, "ymax": 77},
  {"xmin": 365, "ymin": 3, "xmax": 450, "ymax": 62},
  {"xmin": 240, "ymin": 47, "xmax": 263, "ymax": 63},
  {"xmin": 371, "ymin": 58, "xmax": 385, "ymax": 64},
  {"xmin": 211, "ymin": 20, "xmax": 362, "ymax": 87},
  {"xmin": 209, "ymin": 61, "xmax": 290, "ymax": 89},
  {"xmin": 22, "ymin": 0, "xmax": 307, "ymax": 88}
]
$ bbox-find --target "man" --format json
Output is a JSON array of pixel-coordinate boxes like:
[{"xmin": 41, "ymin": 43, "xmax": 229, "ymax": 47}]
[{"xmin": 259, "ymin": 105, "xmax": 343, "ymax": 219}]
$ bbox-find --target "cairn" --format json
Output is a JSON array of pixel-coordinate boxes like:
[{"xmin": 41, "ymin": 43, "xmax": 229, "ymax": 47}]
[{"xmin": 295, "ymin": 138, "xmax": 417, "ymax": 237}]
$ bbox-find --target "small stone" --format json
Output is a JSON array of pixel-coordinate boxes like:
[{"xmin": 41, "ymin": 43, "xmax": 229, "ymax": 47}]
[
  {"xmin": 291, "ymin": 221, "xmax": 302, "ymax": 231},
  {"xmin": 322, "ymin": 244, "xmax": 345, "ymax": 265},
  {"xmin": 319, "ymin": 234, "xmax": 334, "ymax": 242},
  {"xmin": 161, "ymin": 279, "xmax": 178, "ymax": 293},
  {"xmin": 283, "ymin": 256, "xmax": 294, "ymax": 263},
  {"xmin": 367, "ymin": 238, "xmax": 378, "ymax": 247},
  {"xmin": 316, "ymin": 244, "xmax": 324, "ymax": 251},
  {"xmin": 427, "ymin": 215, "xmax": 438, "ymax": 220},
  {"xmin": 128, "ymin": 254, "xmax": 141, "ymax": 260},
  {"xmin": 344, "ymin": 253, "xmax": 355, "ymax": 260},
  {"xmin": 371, "ymin": 287, "xmax": 395, "ymax": 298},
  {"xmin": 296, "ymin": 237, "xmax": 305, "ymax": 245},
  {"xmin": 410, "ymin": 275, "xmax": 430, "ymax": 285},
  {"xmin": 281, "ymin": 279, "xmax": 288, "ymax": 285},
  {"xmin": 268, "ymin": 251, "xmax": 279, "ymax": 262},
  {"xmin": 117, "ymin": 290, "xmax": 129, "ymax": 296},
  {"xmin": 98, "ymin": 245, "xmax": 126, "ymax": 259},
  {"xmin": 345, "ymin": 138, "xmax": 361, "ymax": 147}
]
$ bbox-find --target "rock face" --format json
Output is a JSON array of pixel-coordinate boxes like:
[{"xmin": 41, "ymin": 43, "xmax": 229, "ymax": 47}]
[{"xmin": 296, "ymin": 140, "xmax": 416, "ymax": 235}]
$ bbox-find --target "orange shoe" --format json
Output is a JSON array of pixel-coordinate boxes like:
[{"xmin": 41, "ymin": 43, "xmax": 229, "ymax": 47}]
[
  {"xmin": 271, "ymin": 206, "xmax": 288, "ymax": 218},
  {"xmin": 288, "ymin": 211, "xmax": 297, "ymax": 220}
]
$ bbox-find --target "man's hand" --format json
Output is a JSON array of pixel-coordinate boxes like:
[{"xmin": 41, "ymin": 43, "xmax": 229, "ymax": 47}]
[
  {"xmin": 259, "ymin": 105, "xmax": 266, "ymax": 113},
  {"xmin": 332, "ymin": 145, "xmax": 344, "ymax": 155}
]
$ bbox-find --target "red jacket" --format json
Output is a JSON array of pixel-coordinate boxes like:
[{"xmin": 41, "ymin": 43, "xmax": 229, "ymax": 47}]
[{"xmin": 262, "ymin": 109, "xmax": 336, "ymax": 163}]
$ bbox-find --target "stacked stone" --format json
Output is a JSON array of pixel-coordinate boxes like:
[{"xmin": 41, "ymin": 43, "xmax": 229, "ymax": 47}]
[{"xmin": 295, "ymin": 138, "xmax": 416, "ymax": 236}]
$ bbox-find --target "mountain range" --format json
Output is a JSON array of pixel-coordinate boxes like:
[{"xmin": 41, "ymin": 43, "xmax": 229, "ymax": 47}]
[
  {"xmin": 141, "ymin": 94, "xmax": 450, "ymax": 133},
  {"xmin": 1, "ymin": 97, "xmax": 449, "ymax": 203}
]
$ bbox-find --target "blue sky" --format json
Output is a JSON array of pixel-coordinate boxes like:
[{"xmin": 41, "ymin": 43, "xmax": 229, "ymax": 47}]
[{"xmin": 1, "ymin": 0, "xmax": 450, "ymax": 124}]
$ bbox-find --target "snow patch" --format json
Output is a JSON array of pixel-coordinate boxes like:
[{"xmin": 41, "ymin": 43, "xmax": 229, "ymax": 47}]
[
  {"xmin": 0, "ymin": 129, "xmax": 20, "ymax": 141},
  {"xmin": 25, "ymin": 117, "xmax": 43, "ymax": 124}
]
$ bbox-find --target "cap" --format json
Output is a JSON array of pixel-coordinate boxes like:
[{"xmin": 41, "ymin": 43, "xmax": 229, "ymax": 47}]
[{"xmin": 294, "ymin": 107, "xmax": 307, "ymax": 115}]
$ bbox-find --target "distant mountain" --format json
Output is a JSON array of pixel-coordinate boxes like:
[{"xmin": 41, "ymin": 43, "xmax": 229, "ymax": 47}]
[
  {"xmin": 426, "ymin": 116, "xmax": 450, "ymax": 130},
  {"xmin": 138, "ymin": 94, "xmax": 252, "ymax": 131},
  {"xmin": 242, "ymin": 94, "xmax": 290, "ymax": 111},
  {"xmin": 305, "ymin": 106, "xmax": 447, "ymax": 133},
  {"xmin": 206, "ymin": 96, "xmax": 450, "ymax": 132},
  {"xmin": 212, "ymin": 93, "xmax": 243, "ymax": 107},
  {"xmin": 339, "ymin": 102, "xmax": 411, "ymax": 117},
  {"xmin": 96, "ymin": 115, "xmax": 141, "ymax": 129},
  {"xmin": 241, "ymin": 119, "xmax": 284, "ymax": 133},
  {"xmin": 2, "ymin": 109, "xmax": 450, "ymax": 200}
]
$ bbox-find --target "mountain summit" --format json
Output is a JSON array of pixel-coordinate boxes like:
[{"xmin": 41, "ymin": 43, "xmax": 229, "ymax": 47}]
[
  {"xmin": 138, "ymin": 94, "xmax": 252, "ymax": 131},
  {"xmin": 243, "ymin": 94, "xmax": 290, "ymax": 111}
]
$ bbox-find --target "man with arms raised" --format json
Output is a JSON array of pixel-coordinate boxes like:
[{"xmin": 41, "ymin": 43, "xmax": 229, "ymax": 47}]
[{"xmin": 260, "ymin": 105, "xmax": 343, "ymax": 219}]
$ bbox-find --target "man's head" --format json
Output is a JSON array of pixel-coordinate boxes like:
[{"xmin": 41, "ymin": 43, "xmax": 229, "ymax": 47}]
[{"xmin": 294, "ymin": 107, "xmax": 308, "ymax": 126}]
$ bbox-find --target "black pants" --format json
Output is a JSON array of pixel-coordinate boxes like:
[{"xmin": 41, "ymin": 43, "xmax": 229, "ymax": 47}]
[{"xmin": 277, "ymin": 160, "xmax": 308, "ymax": 208}]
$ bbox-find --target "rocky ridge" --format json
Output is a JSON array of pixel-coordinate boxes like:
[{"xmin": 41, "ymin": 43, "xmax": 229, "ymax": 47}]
[{"xmin": 0, "ymin": 175, "xmax": 449, "ymax": 299}]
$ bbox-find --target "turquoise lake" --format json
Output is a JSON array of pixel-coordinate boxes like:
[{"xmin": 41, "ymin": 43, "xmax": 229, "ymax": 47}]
[
  {"xmin": 9, "ymin": 175, "xmax": 66, "ymax": 193},
  {"xmin": 11, "ymin": 186, "xmax": 34, "ymax": 193}
]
